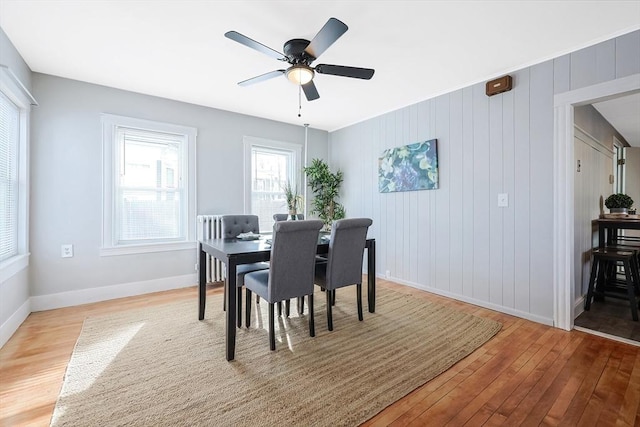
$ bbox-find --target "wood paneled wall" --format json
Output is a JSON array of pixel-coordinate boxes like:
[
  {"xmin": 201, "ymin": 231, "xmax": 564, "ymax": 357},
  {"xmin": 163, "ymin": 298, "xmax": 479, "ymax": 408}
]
[
  {"xmin": 573, "ymin": 129, "xmax": 613, "ymax": 306},
  {"xmin": 328, "ymin": 30, "xmax": 640, "ymax": 325}
]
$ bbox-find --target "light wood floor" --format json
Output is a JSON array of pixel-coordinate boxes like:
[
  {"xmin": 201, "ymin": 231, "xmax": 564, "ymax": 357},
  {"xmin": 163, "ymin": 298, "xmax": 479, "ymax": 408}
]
[{"xmin": 1, "ymin": 280, "xmax": 639, "ymax": 426}]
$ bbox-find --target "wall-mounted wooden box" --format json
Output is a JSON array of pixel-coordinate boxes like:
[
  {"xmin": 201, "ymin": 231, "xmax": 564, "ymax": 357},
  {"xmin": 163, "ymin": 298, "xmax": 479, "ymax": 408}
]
[{"xmin": 486, "ymin": 75, "xmax": 513, "ymax": 96}]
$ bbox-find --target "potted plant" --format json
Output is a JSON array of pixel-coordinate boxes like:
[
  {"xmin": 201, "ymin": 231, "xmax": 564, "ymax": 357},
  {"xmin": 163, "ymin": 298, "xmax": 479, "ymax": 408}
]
[
  {"xmin": 283, "ymin": 180, "xmax": 302, "ymax": 220},
  {"xmin": 604, "ymin": 193, "xmax": 634, "ymax": 214},
  {"xmin": 304, "ymin": 158, "xmax": 345, "ymax": 230}
]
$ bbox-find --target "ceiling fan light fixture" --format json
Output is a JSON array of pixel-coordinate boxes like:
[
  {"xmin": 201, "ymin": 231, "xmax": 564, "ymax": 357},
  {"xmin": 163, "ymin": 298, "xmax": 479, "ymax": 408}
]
[{"xmin": 286, "ymin": 65, "xmax": 314, "ymax": 85}]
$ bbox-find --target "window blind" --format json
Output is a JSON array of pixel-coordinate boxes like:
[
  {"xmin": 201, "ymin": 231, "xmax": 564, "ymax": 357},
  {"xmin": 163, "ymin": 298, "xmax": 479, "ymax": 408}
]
[
  {"xmin": 114, "ymin": 126, "xmax": 185, "ymax": 244},
  {"xmin": 0, "ymin": 92, "xmax": 19, "ymax": 262}
]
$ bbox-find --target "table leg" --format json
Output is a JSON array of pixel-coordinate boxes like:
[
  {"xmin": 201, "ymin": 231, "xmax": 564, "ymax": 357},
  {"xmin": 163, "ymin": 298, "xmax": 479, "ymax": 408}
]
[
  {"xmin": 598, "ymin": 225, "xmax": 605, "ymax": 249},
  {"xmin": 226, "ymin": 261, "xmax": 237, "ymax": 361},
  {"xmin": 367, "ymin": 240, "xmax": 376, "ymax": 313},
  {"xmin": 199, "ymin": 244, "xmax": 206, "ymax": 320}
]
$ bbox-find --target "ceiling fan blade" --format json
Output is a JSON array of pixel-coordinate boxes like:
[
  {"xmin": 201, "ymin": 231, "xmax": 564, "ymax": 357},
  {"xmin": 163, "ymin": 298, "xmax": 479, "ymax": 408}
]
[
  {"xmin": 225, "ymin": 31, "xmax": 287, "ymax": 61},
  {"xmin": 238, "ymin": 70, "xmax": 286, "ymax": 86},
  {"xmin": 315, "ymin": 64, "xmax": 375, "ymax": 80},
  {"xmin": 304, "ymin": 18, "xmax": 348, "ymax": 60},
  {"xmin": 302, "ymin": 81, "xmax": 320, "ymax": 101}
]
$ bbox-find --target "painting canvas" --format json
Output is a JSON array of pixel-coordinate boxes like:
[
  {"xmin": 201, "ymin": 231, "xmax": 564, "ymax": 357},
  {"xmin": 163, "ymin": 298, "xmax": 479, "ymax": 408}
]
[{"xmin": 378, "ymin": 139, "xmax": 438, "ymax": 193}]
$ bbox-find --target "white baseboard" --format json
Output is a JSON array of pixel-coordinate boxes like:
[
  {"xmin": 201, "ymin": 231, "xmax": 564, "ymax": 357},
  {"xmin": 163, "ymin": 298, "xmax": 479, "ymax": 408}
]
[
  {"xmin": 574, "ymin": 295, "xmax": 585, "ymax": 318},
  {"xmin": 30, "ymin": 273, "xmax": 198, "ymax": 312},
  {"xmin": 0, "ymin": 298, "xmax": 30, "ymax": 348},
  {"xmin": 379, "ymin": 274, "xmax": 555, "ymax": 327}
]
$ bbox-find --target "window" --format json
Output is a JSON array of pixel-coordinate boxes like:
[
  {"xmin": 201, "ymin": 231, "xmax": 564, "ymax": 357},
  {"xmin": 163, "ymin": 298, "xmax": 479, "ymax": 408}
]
[
  {"xmin": 102, "ymin": 114, "xmax": 196, "ymax": 255},
  {"xmin": 243, "ymin": 137, "xmax": 302, "ymax": 232},
  {"xmin": 0, "ymin": 66, "xmax": 32, "ymax": 280},
  {"xmin": 0, "ymin": 92, "xmax": 19, "ymax": 262}
]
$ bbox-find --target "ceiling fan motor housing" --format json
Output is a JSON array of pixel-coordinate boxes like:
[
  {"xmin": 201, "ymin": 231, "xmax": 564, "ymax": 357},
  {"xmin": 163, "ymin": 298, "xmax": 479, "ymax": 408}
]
[{"xmin": 284, "ymin": 39, "xmax": 314, "ymax": 63}]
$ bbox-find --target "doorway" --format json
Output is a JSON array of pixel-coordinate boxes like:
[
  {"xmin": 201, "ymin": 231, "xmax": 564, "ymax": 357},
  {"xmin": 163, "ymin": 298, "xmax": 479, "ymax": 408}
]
[
  {"xmin": 553, "ymin": 73, "xmax": 640, "ymax": 343},
  {"xmin": 572, "ymin": 113, "xmax": 640, "ymax": 342}
]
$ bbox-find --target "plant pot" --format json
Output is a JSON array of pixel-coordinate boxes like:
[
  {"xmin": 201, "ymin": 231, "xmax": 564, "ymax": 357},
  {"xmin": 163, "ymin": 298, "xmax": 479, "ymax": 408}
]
[
  {"xmin": 288, "ymin": 210, "xmax": 297, "ymax": 220},
  {"xmin": 610, "ymin": 208, "xmax": 628, "ymax": 214}
]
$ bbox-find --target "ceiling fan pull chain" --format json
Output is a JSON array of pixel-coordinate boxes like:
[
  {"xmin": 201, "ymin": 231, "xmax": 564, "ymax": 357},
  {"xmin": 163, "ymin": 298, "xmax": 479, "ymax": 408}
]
[{"xmin": 298, "ymin": 84, "xmax": 302, "ymax": 117}]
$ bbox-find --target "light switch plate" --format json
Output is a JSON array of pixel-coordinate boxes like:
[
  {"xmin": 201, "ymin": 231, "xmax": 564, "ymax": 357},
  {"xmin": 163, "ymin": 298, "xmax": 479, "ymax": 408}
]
[
  {"xmin": 61, "ymin": 244, "xmax": 73, "ymax": 258},
  {"xmin": 498, "ymin": 193, "xmax": 509, "ymax": 208}
]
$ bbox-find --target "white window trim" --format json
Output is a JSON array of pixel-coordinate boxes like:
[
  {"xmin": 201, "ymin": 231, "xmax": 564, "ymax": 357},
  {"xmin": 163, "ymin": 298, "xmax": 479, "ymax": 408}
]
[
  {"xmin": 242, "ymin": 136, "xmax": 303, "ymax": 214},
  {"xmin": 0, "ymin": 66, "xmax": 34, "ymax": 281},
  {"xmin": 101, "ymin": 114, "xmax": 197, "ymax": 256}
]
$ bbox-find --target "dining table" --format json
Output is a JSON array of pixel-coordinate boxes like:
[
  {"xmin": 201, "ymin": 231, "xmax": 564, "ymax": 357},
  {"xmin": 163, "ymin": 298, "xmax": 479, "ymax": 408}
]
[
  {"xmin": 198, "ymin": 233, "xmax": 376, "ymax": 361},
  {"xmin": 596, "ymin": 217, "xmax": 640, "ymax": 248}
]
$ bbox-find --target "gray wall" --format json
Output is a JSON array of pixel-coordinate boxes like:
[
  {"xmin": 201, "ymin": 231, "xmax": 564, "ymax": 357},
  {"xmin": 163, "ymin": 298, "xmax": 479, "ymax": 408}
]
[
  {"xmin": 29, "ymin": 73, "xmax": 328, "ymax": 299},
  {"xmin": 0, "ymin": 28, "xmax": 32, "ymax": 330},
  {"xmin": 328, "ymin": 30, "xmax": 640, "ymax": 325}
]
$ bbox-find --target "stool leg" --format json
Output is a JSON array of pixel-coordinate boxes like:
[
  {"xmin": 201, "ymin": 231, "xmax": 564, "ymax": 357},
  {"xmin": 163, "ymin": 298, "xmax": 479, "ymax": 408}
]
[
  {"xmin": 595, "ymin": 257, "xmax": 606, "ymax": 302},
  {"xmin": 623, "ymin": 259, "xmax": 638, "ymax": 321},
  {"xmin": 630, "ymin": 254, "xmax": 640, "ymax": 309},
  {"xmin": 585, "ymin": 255, "xmax": 599, "ymax": 311}
]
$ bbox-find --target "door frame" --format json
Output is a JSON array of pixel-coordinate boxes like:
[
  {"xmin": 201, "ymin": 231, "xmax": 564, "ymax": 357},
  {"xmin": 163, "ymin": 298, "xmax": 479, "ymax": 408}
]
[{"xmin": 553, "ymin": 73, "xmax": 640, "ymax": 330}]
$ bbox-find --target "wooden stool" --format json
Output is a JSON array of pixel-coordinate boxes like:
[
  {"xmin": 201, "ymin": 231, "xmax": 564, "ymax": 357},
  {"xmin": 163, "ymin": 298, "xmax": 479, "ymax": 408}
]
[{"xmin": 584, "ymin": 247, "xmax": 640, "ymax": 321}]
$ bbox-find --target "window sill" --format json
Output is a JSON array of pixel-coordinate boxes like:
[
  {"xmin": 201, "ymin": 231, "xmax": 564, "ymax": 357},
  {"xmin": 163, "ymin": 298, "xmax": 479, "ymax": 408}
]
[
  {"xmin": 0, "ymin": 253, "xmax": 30, "ymax": 283},
  {"xmin": 100, "ymin": 241, "xmax": 197, "ymax": 257}
]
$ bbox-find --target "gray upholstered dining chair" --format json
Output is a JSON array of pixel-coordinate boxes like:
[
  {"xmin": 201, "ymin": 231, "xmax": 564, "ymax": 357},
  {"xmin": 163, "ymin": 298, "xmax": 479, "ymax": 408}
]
[
  {"xmin": 220, "ymin": 214, "xmax": 269, "ymax": 327},
  {"xmin": 273, "ymin": 213, "xmax": 305, "ymax": 221},
  {"xmin": 314, "ymin": 218, "xmax": 373, "ymax": 331},
  {"xmin": 244, "ymin": 219, "xmax": 323, "ymax": 350}
]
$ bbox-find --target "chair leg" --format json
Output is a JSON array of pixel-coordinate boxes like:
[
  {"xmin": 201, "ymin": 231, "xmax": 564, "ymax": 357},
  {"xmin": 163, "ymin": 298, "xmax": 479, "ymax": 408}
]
[
  {"xmin": 623, "ymin": 260, "xmax": 639, "ymax": 321},
  {"xmin": 297, "ymin": 296, "xmax": 305, "ymax": 315},
  {"xmin": 331, "ymin": 289, "xmax": 336, "ymax": 306},
  {"xmin": 256, "ymin": 294, "xmax": 260, "ymax": 304},
  {"xmin": 326, "ymin": 289, "xmax": 333, "ymax": 331},
  {"xmin": 277, "ymin": 301, "xmax": 282, "ymax": 317},
  {"xmin": 309, "ymin": 294, "xmax": 315, "ymax": 337},
  {"xmin": 245, "ymin": 289, "xmax": 252, "ymax": 328},
  {"xmin": 285, "ymin": 299, "xmax": 290, "ymax": 317},
  {"xmin": 357, "ymin": 283, "xmax": 363, "ymax": 321},
  {"xmin": 269, "ymin": 303, "xmax": 276, "ymax": 350},
  {"xmin": 237, "ymin": 287, "xmax": 242, "ymax": 328}
]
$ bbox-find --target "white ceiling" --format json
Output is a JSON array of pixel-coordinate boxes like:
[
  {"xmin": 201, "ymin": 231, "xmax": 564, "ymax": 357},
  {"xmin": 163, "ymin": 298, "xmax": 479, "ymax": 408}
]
[
  {"xmin": 592, "ymin": 93, "xmax": 640, "ymax": 147},
  {"xmin": 1, "ymin": 1, "xmax": 639, "ymax": 132}
]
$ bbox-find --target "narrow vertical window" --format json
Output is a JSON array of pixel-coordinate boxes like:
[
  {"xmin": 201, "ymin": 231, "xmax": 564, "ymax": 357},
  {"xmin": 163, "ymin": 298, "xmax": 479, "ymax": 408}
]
[
  {"xmin": 0, "ymin": 92, "xmax": 19, "ymax": 261},
  {"xmin": 244, "ymin": 137, "xmax": 302, "ymax": 231}
]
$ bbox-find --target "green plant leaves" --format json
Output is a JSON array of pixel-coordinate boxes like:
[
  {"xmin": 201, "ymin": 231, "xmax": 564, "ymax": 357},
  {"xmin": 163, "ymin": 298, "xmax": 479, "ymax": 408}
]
[{"xmin": 304, "ymin": 159, "xmax": 345, "ymax": 228}]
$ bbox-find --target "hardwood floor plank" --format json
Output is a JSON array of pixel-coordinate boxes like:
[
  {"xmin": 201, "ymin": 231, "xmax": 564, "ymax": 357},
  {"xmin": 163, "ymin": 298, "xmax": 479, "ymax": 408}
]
[
  {"xmin": 442, "ymin": 325, "xmax": 560, "ymax": 425},
  {"xmin": 558, "ymin": 338, "xmax": 617, "ymax": 424},
  {"xmin": 594, "ymin": 347, "xmax": 637, "ymax": 425},
  {"xmin": 400, "ymin": 321, "xmax": 549, "ymax": 425},
  {"xmin": 462, "ymin": 331, "xmax": 585, "ymax": 426},
  {"xmin": 616, "ymin": 351, "xmax": 640, "ymax": 426},
  {"xmin": 539, "ymin": 336, "xmax": 602, "ymax": 426},
  {"xmin": 371, "ymin": 318, "xmax": 529, "ymax": 426},
  {"xmin": 1, "ymin": 281, "xmax": 639, "ymax": 427}
]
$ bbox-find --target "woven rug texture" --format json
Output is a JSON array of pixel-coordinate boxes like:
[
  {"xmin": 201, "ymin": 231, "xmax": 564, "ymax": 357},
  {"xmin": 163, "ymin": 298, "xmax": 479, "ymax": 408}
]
[{"xmin": 51, "ymin": 286, "xmax": 501, "ymax": 426}]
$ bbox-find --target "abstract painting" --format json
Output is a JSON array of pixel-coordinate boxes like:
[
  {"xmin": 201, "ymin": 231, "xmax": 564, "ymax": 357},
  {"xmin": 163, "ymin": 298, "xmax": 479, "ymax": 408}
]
[{"xmin": 378, "ymin": 139, "xmax": 438, "ymax": 193}]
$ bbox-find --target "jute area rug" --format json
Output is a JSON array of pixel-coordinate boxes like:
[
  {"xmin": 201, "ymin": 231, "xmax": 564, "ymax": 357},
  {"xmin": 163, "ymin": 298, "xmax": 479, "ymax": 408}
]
[{"xmin": 51, "ymin": 286, "xmax": 501, "ymax": 426}]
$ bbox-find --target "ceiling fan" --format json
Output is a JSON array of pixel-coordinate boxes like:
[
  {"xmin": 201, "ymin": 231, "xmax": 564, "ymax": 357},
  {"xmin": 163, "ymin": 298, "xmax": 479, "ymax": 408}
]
[{"xmin": 224, "ymin": 18, "xmax": 375, "ymax": 102}]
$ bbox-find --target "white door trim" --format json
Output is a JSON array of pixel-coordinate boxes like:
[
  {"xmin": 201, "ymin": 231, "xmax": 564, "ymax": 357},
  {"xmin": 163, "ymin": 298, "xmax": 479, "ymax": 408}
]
[{"xmin": 553, "ymin": 73, "xmax": 640, "ymax": 330}]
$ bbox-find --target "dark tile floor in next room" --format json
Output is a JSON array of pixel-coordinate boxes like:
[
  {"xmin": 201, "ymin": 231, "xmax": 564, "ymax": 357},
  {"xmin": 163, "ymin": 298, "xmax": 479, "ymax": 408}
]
[{"xmin": 575, "ymin": 297, "xmax": 640, "ymax": 342}]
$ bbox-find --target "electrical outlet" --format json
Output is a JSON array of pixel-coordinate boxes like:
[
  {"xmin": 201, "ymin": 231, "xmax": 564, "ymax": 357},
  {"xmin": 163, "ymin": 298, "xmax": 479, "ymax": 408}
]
[
  {"xmin": 61, "ymin": 244, "xmax": 73, "ymax": 258},
  {"xmin": 385, "ymin": 270, "xmax": 390, "ymax": 279},
  {"xmin": 498, "ymin": 193, "xmax": 509, "ymax": 208}
]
